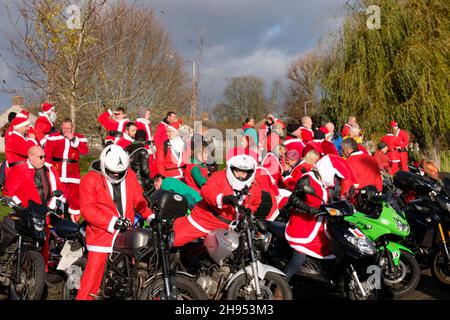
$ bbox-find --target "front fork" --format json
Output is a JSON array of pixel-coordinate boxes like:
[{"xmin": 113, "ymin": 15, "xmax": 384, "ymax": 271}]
[
  {"xmin": 437, "ymin": 223, "xmax": 450, "ymax": 263},
  {"xmin": 246, "ymin": 225, "xmax": 262, "ymax": 299}
]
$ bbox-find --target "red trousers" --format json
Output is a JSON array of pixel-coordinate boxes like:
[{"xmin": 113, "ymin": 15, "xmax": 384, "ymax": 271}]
[
  {"xmin": 389, "ymin": 161, "xmax": 400, "ymax": 175},
  {"xmin": 76, "ymin": 251, "xmax": 108, "ymax": 300},
  {"xmin": 61, "ymin": 183, "xmax": 80, "ymax": 218},
  {"xmin": 399, "ymin": 151, "xmax": 409, "ymax": 172}
]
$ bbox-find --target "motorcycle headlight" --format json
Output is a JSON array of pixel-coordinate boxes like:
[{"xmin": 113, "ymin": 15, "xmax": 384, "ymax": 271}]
[
  {"xmin": 344, "ymin": 233, "xmax": 376, "ymax": 255},
  {"xmin": 33, "ymin": 217, "xmax": 45, "ymax": 232},
  {"xmin": 395, "ymin": 218, "xmax": 409, "ymax": 233},
  {"xmin": 326, "ymin": 207, "xmax": 343, "ymax": 217}
]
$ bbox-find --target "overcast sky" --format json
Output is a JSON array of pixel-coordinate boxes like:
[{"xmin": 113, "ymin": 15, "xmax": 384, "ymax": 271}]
[{"xmin": 0, "ymin": 0, "xmax": 347, "ymax": 114}]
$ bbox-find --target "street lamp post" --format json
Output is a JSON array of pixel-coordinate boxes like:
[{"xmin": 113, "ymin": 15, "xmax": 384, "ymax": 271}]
[
  {"xmin": 304, "ymin": 100, "xmax": 313, "ymax": 116},
  {"xmin": 166, "ymin": 54, "xmax": 198, "ymax": 122}
]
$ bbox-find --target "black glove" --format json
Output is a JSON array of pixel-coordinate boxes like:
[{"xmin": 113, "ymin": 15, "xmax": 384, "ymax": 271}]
[
  {"xmin": 114, "ymin": 217, "xmax": 131, "ymax": 231},
  {"xmin": 222, "ymin": 195, "xmax": 240, "ymax": 206},
  {"xmin": 290, "ymin": 197, "xmax": 320, "ymax": 215}
]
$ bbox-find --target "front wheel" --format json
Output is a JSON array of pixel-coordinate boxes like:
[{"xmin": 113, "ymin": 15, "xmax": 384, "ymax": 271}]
[
  {"xmin": 225, "ymin": 272, "xmax": 293, "ymax": 300},
  {"xmin": 139, "ymin": 275, "xmax": 207, "ymax": 300},
  {"xmin": 431, "ymin": 249, "xmax": 450, "ymax": 288},
  {"xmin": 11, "ymin": 251, "xmax": 46, "ymax": 300},
  {"xmin": 380, "ymin": 250, "xmax": 421, "ymax": 298}
]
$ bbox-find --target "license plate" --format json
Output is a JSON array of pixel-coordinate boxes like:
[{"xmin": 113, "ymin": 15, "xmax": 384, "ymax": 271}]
[{"xmin": 57, "ymin": 240, "xmax": 84, "ymax": 271}]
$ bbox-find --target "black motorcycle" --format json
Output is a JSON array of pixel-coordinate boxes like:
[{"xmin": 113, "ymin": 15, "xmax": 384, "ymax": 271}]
[
  {"xmin": 0, "ymin": 196, "xmax": 49, "ymax": 299},
  {"xmin": 174, "ymin": 192, "xmax": 293, "ymax": 300},
  {"xmin": 393, "ymin": 171, "xmax": 450, "ymax": 288},
  {"xmin": 264, "ymin": 185, "xmax": 381, "ymax": 300},
  {"xmin": 60, "ymin": 189, "xmax": 206, "ymax": 300}
]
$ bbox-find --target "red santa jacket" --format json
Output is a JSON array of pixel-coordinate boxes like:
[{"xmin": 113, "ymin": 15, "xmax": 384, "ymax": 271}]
[
  {"xmin": 341, "ymin": 123, "xmax": 352, "ymax": 138},
  {"xmin": 299, "ymin": 126, "xmax": 314, "ymax": 143},
  {"xmin": 153, "ymin": 121, "xmax": 169, "ymax": 149},
  {"xmin": 259, "ymin": 118, "xmax": 286, "ymax": 147},
  {"xmin": 381, "ymin": 134, "xmax": 401, "ymax": 162},
  {"xmin": 116, "ymin": 133, "xmax": 134, "ymax": 150},
  {"xmin": 285, "ymin": 170, "xmax": 334, "ymax": 259},
  {"xmin": 3, "ymin": 161, "xmax": 63, "ymax": 209},
  {"xmin": 261, "ymin": 152, "xmax": 284, "ymax": 186},
  {"xmin": 373, "ymin": 150, "xmax": 391, "ymax": 174},
  {"xmin": 135, "ymin": 118, "xmax": 153, "ymax": 141},
  {"xmin": 97, "ymin": 110, "xmax": 130, "ymax": 144},
  {"xmin": 322, "ymin": 140, "xmax": 339, "ymax": 156},
  {"xmin": 5, "ymin": 130, "xmax": 38, "ymax": 165},
  {"xmin": 302, "ymin": 139, "xmax": 325, "ymax": 158},
  {"xmin": 255, "ymin": 167, "xmax": 279, "ymax": 221},
  {"xmin": 184, "ymin": 163, "xmax": 209, "ymax": 193},
  {"xmin": 346, "ymin": 151, "xmax": 383, "ymax": 192},
  {"xmin": 316, "ymin": 154, "xmax": 359, "ymax": 197},
  {"xmin": 186, "ymin": 170, "xmax": 262, "ymax": 231},
  {"xmin": 155, "ymin": 138, "xmax": 186, "ymax": 179},
  {"xmin": 283, "ymin": 160, "xmax": 314, "ymax": 191},
  {"xmin": 34, "ymin": 113, "xmax": 54, "ymax": 143},
  {"xmin": 43, "ymin": 132, "xmax": 89, "ymax": 184},
  {"xmin": 395, "ymin": 129, "xmax": 409, "ymax": 151},
  {"xmin": 283, "ymin": 137, "xmax": 305, "ymax": 159},
  {"xmin": 79, "ymin": 169, "xmax": 153, "ymax": 253}
]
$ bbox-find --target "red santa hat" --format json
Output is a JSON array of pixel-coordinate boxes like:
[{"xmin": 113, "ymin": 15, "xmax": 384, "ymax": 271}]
[
  {"xmin": 167, "ymin": 120, "xmax": 181, "ymax": 131},
  {"xmin": 12, "ymin": 116, "xmax": 31, "ymax": 130},
  {"xmin": 42, "ymin": 102, "xmax": 55, "ymax": 113},
  {"xmin": 319, "ymin": 126, "xmax": 329, "ymax": 135},
  {"xmin": 16, "ymin": 110, "xmax": 30, "ymax": 119},
  {"xmin": 390, "ymin": 120, "xmax": 398, "ymax": 129}
]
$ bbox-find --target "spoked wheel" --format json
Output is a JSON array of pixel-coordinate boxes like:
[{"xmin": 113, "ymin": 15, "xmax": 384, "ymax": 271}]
[
  {"xmin": 11, "ymin": 251, "xmax": 46, "ymax": 300},
  {"xmin": 380, "ymin": 250, "xmax": 420, "ymax": 298},
  {"xmin": 60, "ymin": 259, "xmax": 86, "ymax": 300},
  {"xmin": 139, "ymin": 275, "xmax": 207, "ymax": 300},
  {"xmin": 431, "ymin": 249, "xmax": 450, "ymax": 289},
  {"xmin": 225, "ymin": 272, "xmax": 293, "ymax": 300}
]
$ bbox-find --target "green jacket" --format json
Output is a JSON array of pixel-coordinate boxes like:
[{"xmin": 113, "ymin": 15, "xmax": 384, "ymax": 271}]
[{"xmin": 161, "ymin": 177, "xmax": 202, "ymax": 208}]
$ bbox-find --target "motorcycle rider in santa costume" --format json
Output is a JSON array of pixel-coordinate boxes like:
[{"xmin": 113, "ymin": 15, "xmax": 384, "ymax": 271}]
[
  {"xmin": 76, "ymin": 145, "xmax": 154, "ymax": 300},
  {"xmin": 171, "ymin": 148, "xmax": 262, "ymax": 247}
]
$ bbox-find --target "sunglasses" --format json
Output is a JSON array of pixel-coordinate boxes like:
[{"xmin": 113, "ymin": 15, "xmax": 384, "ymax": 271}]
[{"xmin": 37, "ymin": 155, "xmax": 46, "ymax": 160}]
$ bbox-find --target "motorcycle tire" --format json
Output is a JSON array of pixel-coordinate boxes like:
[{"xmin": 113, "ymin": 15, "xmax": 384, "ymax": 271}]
[
  {"xmin": 381, "ymin": 250, "xmax": 421, "ymax": 298},
  {"xmin": 139, "ymin": 275, "xmax": 207, "ymax": 300},
  {"xmin": 225, "ymin": 272, "xmax": 293, "ymax": 300},
  {"xmin": 431, "ymin": 249, "xmax": 450, "ymax": 289},
  {"xmin": 11, "ymin": 250, "xmax": 46, "ymax": 300}
]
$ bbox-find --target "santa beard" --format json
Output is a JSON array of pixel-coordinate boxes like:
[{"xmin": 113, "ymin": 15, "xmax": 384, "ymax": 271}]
[{"xmin": 170, "ymin": 136, "xmax": 184, "ymax": 156}]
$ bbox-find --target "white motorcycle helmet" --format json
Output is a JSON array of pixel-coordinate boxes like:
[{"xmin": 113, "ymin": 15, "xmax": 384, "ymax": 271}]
[
  {"xmin": 100, "ymin": 144, "xmax": 130, "ymax": 184},
  {"xmin": 226, "ymin": 154, "xmax": 257, "ymax": 191}
]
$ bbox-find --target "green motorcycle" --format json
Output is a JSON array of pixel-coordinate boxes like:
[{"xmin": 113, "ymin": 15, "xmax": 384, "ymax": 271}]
[{"xmin": 344, "ymin": 187, "xmax": 421, "ymax": 298}]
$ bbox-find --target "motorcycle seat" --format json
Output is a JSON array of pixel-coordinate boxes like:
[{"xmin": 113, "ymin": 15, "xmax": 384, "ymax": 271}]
[{"xmin": 52, "ymin": 219, "xmax": 79, "ymax": 239}]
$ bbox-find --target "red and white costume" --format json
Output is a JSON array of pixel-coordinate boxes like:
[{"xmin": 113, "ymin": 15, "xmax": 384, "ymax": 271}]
[
  {"xmin": 34, "ymin": 103, "xmax": 55, "ymax": 143},
  {"xmin": 346, "ymin": 151, "xmax": 383, "ymax": 192},
  {"xmin": 381, "ymin": 133, "xmax": 401, "ymax": 175},
  {"xmin": 5, "ymin": 123, "xmax": 38, "ymax": 167},
  {"xmin": 3, "ymin": 161, "xmax": 64, "ymax": 271},
  {"xmin": 285, "ymin": 170, "xmax": 334, "ymax": 259},
  {"xmin": 43, "ymin": 132, "xmax": 89, "ymax": 217},
  {"xmin": 115, "ymin": 133, "xmax": 134, "ymax": 150},
  {"xmin": 315, "ymin": 154, "xmax": 359, "ymax": 198},
  {"xmin": 155, "ymin": 137, "xmax": 186, "ymax": 179},
  {"xmin": 172, "ymin": 170, "xmax": 262, "ymax": 247},
  {"xmin": 292, "ymin": 126, "xmax": 313, "ymax": 143},
  {"xmin": 76, "ymin": 169, "xmax": 153, "ymax": 300},
  {"xmin": 283, "ymin": 136, "xmax": 306, "ymax": 160},
  {"xmin": 153, "ymin": 120, "xmax": 170, "ymax": 149},
  {"xmin": 97, "ymin": 110, "xmax": 130, "ymax": 144},
  {"xmin": 283, "ymin": 160, "xmax": 314, "ymax": 192},
  {"xmin": 393, "ymin": 122, "xmax": 410, "ymax": 172},
  {"xmin": 260, "ymin": 152, "xmax": 284, "ymax": 186}
]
